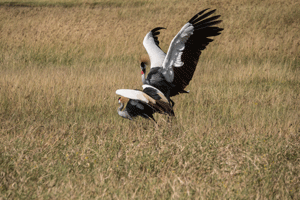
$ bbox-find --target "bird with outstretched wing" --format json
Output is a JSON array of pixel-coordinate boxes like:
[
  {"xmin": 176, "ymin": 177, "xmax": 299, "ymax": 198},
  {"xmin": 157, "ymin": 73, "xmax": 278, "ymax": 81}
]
[{"xmin": 116, "ymin": 9, "xmax": 223, "ymax": 122}]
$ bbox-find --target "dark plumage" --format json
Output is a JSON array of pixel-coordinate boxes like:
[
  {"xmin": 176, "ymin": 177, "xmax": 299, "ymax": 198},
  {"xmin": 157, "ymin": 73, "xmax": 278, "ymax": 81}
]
[{"xmin": 126, "ymin": 99, "xmax": 156, "ymax": 121}]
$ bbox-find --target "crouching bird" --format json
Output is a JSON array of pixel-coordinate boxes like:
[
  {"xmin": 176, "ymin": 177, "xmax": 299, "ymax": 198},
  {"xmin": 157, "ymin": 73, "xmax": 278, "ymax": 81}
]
[
  {"xmin": 116, "ymin": 9, "xmax": 223, "ymax": 121},
  {"xmin": 117, "ymin": 85, "xmax": 174, "ymax": 122}
]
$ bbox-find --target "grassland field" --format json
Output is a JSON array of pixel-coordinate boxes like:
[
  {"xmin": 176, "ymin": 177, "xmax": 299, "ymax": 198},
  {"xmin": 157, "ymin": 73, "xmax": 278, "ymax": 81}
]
[{"xmin": 0, "ymin": 0, "xmax": 300, "ymax": 199}]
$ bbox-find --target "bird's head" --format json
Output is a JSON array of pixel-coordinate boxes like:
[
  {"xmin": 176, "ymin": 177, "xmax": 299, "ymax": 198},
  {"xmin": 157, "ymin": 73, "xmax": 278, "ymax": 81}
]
[
  {"xmin": 140, "ymin": 62, "xmax": 146, "ymax": 74},
  {"xmin": 117, "ymin": 96, "xmax": 132, "ymax": 120}
]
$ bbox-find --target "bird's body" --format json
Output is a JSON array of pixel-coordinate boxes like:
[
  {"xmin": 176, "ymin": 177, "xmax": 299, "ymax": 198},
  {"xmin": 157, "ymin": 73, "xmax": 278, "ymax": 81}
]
[
  {"xmin": 116, "ymin": 9, "xmax": 223, "ymax": 121},
  {"xmin": 144, "ymin": 67, "xmax": 174, "ymax": 100},
  {"xmin": 119, "ymin": 99, "xmax": 156, "ymax": 121}
]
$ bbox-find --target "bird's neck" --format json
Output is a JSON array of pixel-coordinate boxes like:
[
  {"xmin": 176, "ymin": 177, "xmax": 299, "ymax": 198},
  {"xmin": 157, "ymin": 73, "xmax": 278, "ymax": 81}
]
[
  {"xmin": 118, "ymin": 103, "xmax": 124, "ymax": 111},
  {"xmin": 141, "ymin": 69, "xmax": 146, "ymax": 84},
  {"xmin": 141, "ymin": 73, "xmax": 146, "ymax": 84}
]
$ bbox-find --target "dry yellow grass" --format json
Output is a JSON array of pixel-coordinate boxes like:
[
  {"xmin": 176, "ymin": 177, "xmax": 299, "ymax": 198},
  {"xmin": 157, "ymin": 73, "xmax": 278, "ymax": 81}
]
[{"xmin": 0, "ymin": 0, "xmax": 299, "ymax": 199}]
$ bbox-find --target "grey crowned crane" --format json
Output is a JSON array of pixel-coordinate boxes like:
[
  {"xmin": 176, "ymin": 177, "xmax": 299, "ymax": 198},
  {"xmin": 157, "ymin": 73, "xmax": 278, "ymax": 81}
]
[{"xmin": 116, "ymin": 9, "xmax": 223, "ymax": 122}]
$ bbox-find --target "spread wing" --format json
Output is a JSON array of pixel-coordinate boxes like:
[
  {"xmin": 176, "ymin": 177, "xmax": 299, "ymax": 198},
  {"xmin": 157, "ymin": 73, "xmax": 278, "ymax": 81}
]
[
  {"xmin": 116, "ymin": 89, "xmax": 155, "ymax": 104},
  {"xmin": 116, "ymin": 88, "xmax": 174, "ymax": 116},
  {"xmin": 142, "ymin": 84, "xmax": 169, "ymax": 103},
  {"xmin": 162, "ymin": 9, "xmax": 223, "ymax": 91},
  {"xmin": 143, "ymin": 27, "xmax": 167, "ymax": 68}
]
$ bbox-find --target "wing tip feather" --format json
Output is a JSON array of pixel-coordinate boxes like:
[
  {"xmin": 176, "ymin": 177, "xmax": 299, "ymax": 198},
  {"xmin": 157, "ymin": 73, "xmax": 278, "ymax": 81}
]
[
  {"xmin": 151, "ymin": 27, "xmax": 166, "ymax": 36},
  {"xmin": 189, "ymin": 8, "xmax": 220, "ymax": 25}
]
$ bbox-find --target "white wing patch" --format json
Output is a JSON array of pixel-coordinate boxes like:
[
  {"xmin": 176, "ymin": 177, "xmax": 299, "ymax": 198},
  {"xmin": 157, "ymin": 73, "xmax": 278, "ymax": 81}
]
[
  {"xmin": 162, "ymin": 23, "xmax": 194, "ymax": 82},
  {"xmin": 116, "ymin": 89, "xmax": 156, "ymax": 104},
  {"xmin": 143, "ymin": 31, "xmax": 166, "ymax": 68}
]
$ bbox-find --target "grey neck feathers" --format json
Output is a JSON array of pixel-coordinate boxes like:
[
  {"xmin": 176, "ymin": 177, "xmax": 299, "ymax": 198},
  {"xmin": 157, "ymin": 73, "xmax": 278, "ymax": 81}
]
[
  {"xmin": 141, "ymin": 62, "xmax": 146, "ymax": 84},
  {"xmin": 141, "ymin": 73, "xmax": 146, "ymax": 84}
]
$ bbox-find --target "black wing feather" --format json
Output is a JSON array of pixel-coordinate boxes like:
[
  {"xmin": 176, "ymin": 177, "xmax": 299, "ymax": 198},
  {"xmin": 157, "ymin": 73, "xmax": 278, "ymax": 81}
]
[
  {"xmin": 197, "ymin": 15, "xmax": 221, "ymax": 24},
  {"xmin": 188, "ymin": 8, "xmax": 210, "ymax": 23},
  {"xmin": 171, "ymin": 9, "xmax": 223, "ymax": 96},
  {"xmin": 189, "ymin": 9, "xmax": 216, "ymax": 24},
  {"xmin": 150, "ymin": 27, "xmax": 166, "ymax": 48}
]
